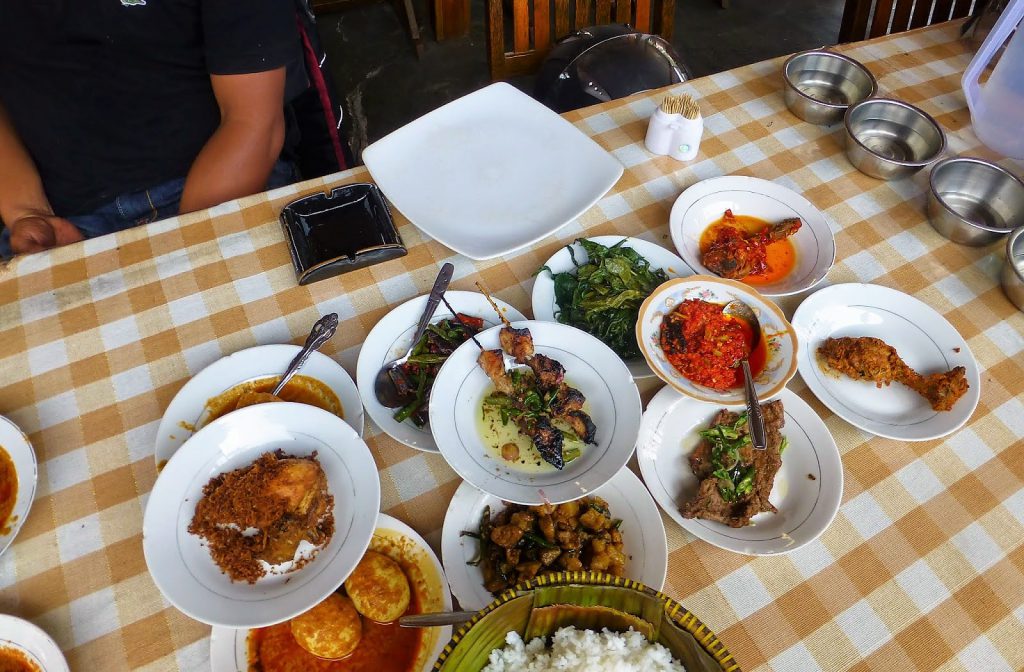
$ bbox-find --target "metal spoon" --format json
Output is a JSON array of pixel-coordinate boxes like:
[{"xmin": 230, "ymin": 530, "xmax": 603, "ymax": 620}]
[
  {"xmin": 373, "ymin": 263, "xmax": 455, "ymax": 408},
  {"xmin": 722, "ymin": 299, "xmax": 766, "ymax": 451},
  {"xmin": 398, "ymin": 610, "xmax": 476, "ymax": 628},
  {"xmin": 271, "ymin": 312, "xmax": 340, "ymax": 396}
]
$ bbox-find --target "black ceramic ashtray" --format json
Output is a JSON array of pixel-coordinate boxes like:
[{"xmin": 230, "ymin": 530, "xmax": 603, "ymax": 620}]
[{"xmin": 280, "ymin": 183, "xmax": 406, "ymax": 285}]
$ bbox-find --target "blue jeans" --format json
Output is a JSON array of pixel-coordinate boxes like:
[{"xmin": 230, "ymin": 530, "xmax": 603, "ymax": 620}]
[{"xmin": 0, "ymin": 160, "xmax": 298, "ymax": 260}]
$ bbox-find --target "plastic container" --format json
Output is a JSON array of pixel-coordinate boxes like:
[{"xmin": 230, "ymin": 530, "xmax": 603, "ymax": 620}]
[{"xmin": 962, "ymin": 0, "xmax": 1024, "ymax": 159}]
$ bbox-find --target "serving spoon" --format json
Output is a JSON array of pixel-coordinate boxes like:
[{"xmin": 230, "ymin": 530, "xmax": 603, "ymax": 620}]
[
  {"xmin": 269, "ymin": 312, "xmax": 340, "ymax": 396},
  {"xmin": 723, "ymin": 299, "xmax": 767, "ymax": 451},
  {"xmin": 398, "ymin": 610, "xmax": 476, "ymax": 628},
  {"xmin": 373, "ymin": 263, "xmax": 455, "ymax": 408}
]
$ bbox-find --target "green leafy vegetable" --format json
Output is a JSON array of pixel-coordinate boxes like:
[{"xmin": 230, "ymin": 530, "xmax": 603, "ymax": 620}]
[
  {"xmin": 539, "ymin": 238, "xmax": 669, "ymax": 359},
  {"xmin": 701, "ymin": 412, "xmax": 755, "ymax": 502}
]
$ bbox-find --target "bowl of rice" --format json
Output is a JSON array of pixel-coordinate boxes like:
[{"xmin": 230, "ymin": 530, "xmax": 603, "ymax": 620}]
[{"xmin": 432, "ymin": 572, "xmax": 738, "ymax": 672}]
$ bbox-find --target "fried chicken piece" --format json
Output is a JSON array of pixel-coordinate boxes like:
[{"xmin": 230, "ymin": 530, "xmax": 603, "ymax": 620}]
[
  {"xmin": 499, "ymin": 326, "xmax": 534, "ymax": 362},
  {"xmin": 478, "ymin": 349, "xmax": 514, "ymax": 394},
  {"xmin": 528, "ymin": 353, "xmax": 565, "ymax": 391},
  {"xmin": 817, "ymin": 336, "xmax": 968, "ymax": 412},
  {"xmin": 558, "ymin": 410, "xmax": 597, "ymax": 445},
  {"xmin": 702, "ymin": 210, "xmax": 802, "ymax": 280}
]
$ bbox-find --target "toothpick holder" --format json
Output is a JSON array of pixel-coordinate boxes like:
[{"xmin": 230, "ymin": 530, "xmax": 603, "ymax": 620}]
[
  {"xmin": 644, "ymin": 108, "xmax": 704, "ymax": 162},
  {"xmin": 669, "ymin": 114, "xmax": 703, "ymax": 162}
]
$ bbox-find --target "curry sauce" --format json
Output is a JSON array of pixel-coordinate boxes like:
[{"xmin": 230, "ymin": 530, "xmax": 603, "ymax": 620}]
[
  {"xmin": 203, "ymin": 375, "xmax": 343, "ymax": 426},
  {"xmin": 0, "ymin": 647, "xmax": 41, "ymax": 672},
  {"xmin": 0, "ymin": 447, "xmax": 18, "ymax": 536},
  {"xmin": 248, "ymin": 591, "xmax": 422, "ymax": 672}
]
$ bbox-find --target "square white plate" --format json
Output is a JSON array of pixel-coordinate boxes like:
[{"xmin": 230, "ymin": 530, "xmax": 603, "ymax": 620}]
[{"xmin": 362, "ymin": 83, "xmax": 624, "ymax": 260}]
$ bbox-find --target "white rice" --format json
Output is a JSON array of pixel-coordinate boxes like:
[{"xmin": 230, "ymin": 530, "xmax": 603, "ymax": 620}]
[{"xmin": 481, "ymin": 626, "xmax": 687, "ymax": 672}]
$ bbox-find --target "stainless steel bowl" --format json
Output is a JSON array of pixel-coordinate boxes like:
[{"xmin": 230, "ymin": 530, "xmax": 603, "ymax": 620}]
[
  {"xmin": 844, "ymin": 98, "xmax": 946, "ymax": 180},
  {"xmin": 783, "ymin": 50, "xmax": 877, "ymax": 125},
  {"xmin": 1002, "ymin": 227, "xmax": 1024, "ymax": 312},
  {"xmin": 928, "ymin": 157, "xmax": 1024, "ymax": 246}
]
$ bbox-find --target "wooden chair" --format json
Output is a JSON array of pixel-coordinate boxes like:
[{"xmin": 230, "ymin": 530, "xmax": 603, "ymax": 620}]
[
  {"xmin": 487, "ymin": 0, "xmax": 676, "ymax": 80},
  {"xmin": 839, "ymin": 0, "xmax": 974, "ymax": 43}
]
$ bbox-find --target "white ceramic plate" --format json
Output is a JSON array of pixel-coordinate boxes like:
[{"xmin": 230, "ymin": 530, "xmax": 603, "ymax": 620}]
[
  {"xmin": 532, "ymin": 236, "xmax": 693, "ymax": 379},
  {"xmin": 636, "ymin": 276, "xmax": 799, "ymax": 405},
  {"xmin": 0, "ymin": 615, "xmax": 69, "ymax": 672},
  {"xmin": 0, "ymin": 416, "xmax": 37, "ymax": 558},
  {"xmin": 362, "ymin": 83, "xmax": 624, "ymax": 260},
  {"xmin": 143, "ymin": 403, "xmax": 380, "ymax": 628},
  {"xmin": 669, "ymin": 176, "xmax": 835, "ymax": 296},
  {"xmin": 441, "ymin": 467, "xmax": 668, "ymax": 610},
  {"xmin": 637, "ymin": 386, "xmax": 842, "ymax": 555},
  {"xmin": 429, "ymin": 320, "xmax": 642, "ymax": 505},
  {"xmin": 210, "ymin": 513, "xmax": 452, "ymax": 672},
  {"xmin": 356, "ymin": 291, "xmax": 526, "ymax": 452},
  {"xmin": 154, "ymin": 344, "xmax": 363, "ymax": 468},
  {"xmin": 791, "ymin": 283, "xmax": 981, "ymax": 441}
]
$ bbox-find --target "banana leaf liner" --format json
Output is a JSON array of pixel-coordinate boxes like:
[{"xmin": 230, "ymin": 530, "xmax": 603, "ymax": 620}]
[{"xmin": 433, "ymin": 571, "xmax": 740, "ymax": 671}]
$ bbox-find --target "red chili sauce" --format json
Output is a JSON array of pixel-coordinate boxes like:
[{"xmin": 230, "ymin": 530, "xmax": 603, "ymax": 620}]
[
  {"xmin": 659, "ymin": 299, "xmax": 766, "ymax": 390},
  {"xmin": 247, "ymin": 589, "xmax": 423, "ymax": 672}
]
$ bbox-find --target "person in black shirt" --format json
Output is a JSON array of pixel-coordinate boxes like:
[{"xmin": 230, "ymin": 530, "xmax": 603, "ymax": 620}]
[{"xmin": 0, "ymin": 1, "xmax": 301, "ymax": 259}]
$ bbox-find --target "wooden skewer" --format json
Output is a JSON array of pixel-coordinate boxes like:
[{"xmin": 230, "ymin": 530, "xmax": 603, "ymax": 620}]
[{"xmin": 475, "ymin": 281, "xmax": 512, "ymax": 327}]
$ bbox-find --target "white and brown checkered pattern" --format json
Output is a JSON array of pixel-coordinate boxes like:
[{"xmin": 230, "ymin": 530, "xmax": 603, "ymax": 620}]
[{"xmin": 1, "ymin": 18, "xmax": 1022, "ymax": 671}]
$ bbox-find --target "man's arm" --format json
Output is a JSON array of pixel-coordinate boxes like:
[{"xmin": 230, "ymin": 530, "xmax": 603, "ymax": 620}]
[
  {"xmin": 0, "ymin": 103, "xmax": 82, "ymax": 253},
  {"xmin": 178, "ymin": 67, "xmax": 286, "ymax": 215}
]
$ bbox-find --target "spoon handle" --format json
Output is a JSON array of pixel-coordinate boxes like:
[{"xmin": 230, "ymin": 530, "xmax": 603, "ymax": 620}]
[
  {"xmin": 398, "ymin": 610, "xmax": 476, "ymax": 628},
  {"xmin": 272, "ymin": 313, "xmax": 339, "ymax": 395},
  {"xmin": 741, "ymin": 360, "xmax": 767, "ymax": 451},
  {"xmin": 407, "ymin": 263, "xmax": 455, "ymax": 354}
]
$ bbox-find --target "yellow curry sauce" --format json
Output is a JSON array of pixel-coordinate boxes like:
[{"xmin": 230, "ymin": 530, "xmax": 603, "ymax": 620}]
[
  {"xmin": 203, "ymin": 375, "xmax": 343, "ymax": 426},
  {"xmin": 0, "ymin": 446, "xmax": 18, "ymax": 536}
]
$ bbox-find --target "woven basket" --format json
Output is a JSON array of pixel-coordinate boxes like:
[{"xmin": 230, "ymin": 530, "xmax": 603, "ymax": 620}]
[{"xmin": 433, "ymin": 571, "xmax": 740, "ymax": 671}]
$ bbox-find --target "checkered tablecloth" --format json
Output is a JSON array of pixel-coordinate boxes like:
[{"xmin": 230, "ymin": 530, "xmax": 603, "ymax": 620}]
[{"xmin": 2, "ymin": 18, "xmax": 1022, "ymax": 671}]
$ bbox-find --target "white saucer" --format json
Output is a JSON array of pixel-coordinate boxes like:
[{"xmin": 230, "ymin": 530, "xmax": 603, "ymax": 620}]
[
  {"xmin": 154, "ymin": 344, "xmax": 363, "ymax": 468},
  {"xmin": 209, "ymin": 513, "xmax": 452, "ymax": 672},
  {"xmin": 532, "ymin": 235, "xmax": 692, "ymax": 379},
  {"xmin": 636, "ymin": 386, "xmax": 843, "ymax": 555},
  {"xmin": 0, "ymin": 416, "xmax": 37, "ymax": 558},
  {"xmin": 791, "ymin": 283, "xmax": 981, "ymax": 441},
  {"xmin": 0, "ymin": 615, "xmax": 69, "ymax": 672},
  {"xmin": 441, "ymin": 467, "xmax": 667, "ymax": 610},
  {"xmin": 355, "ymin": 291, "xmax": 525, "ymax": 452}
]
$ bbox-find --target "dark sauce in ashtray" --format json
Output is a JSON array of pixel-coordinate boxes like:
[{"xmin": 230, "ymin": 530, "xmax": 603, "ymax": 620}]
[{"xmin": 293, "ymin": 192, "xmax": 391, "ymax": 262}]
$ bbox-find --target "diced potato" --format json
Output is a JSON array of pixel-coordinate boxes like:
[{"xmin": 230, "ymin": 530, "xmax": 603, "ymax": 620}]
[
  {"xmin": 509, "ymin": 511, "xmax": 535, "ymax": 531},
  {"xmin": 490, "ymin": 525, "xmax": 524, "ymax": 548},
  {"xmin": 539, "ymin": 547, "xmax": 561, "ymax": 566},
  {"xmin": 538, "ymin": 514, "xmax": 555, "ymax": 542}
]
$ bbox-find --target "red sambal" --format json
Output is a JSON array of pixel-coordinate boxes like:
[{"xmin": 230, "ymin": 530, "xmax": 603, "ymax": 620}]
[{"xmin": 660, "ymin": 299, "xmax": 764, "ymax": 390}]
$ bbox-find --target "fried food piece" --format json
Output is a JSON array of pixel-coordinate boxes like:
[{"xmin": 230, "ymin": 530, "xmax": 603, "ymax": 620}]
[
  {"xmin": 344, "ymin": 551, "xmax": 411, "ymax": 623},
  {"xmin": 290, "ymin": 593, "xmax": 362, "ymax": 660},
  {"xmin": 817, "ymin": 336, "xmax": 969, "ymax": 412},
  {"xmin": 527, "ymin": 353, "xmax": 565, "ymax": 391},
  {"xmin": 499, "ymin": 326, "xmax": 534, "ymax": 362},
  {"xmin": 702, "ymin": 209, "xmax": 802, "ymax": 280},
  {"xmin": 188, "ymin": 452, "xmax": 334, "ymax": 583},
  {"xmin": 477, "ymin": 350, "xmax": 514, "ymax": 394},
  {"xmin": 681, "ymin": 400, "xmax": 785, "ymax": 528}
]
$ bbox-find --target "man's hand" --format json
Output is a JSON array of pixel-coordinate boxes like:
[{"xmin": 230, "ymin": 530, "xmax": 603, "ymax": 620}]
[{"xmin": 9, "ymin": 213, "xmax": 84, "ymax": 254}]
